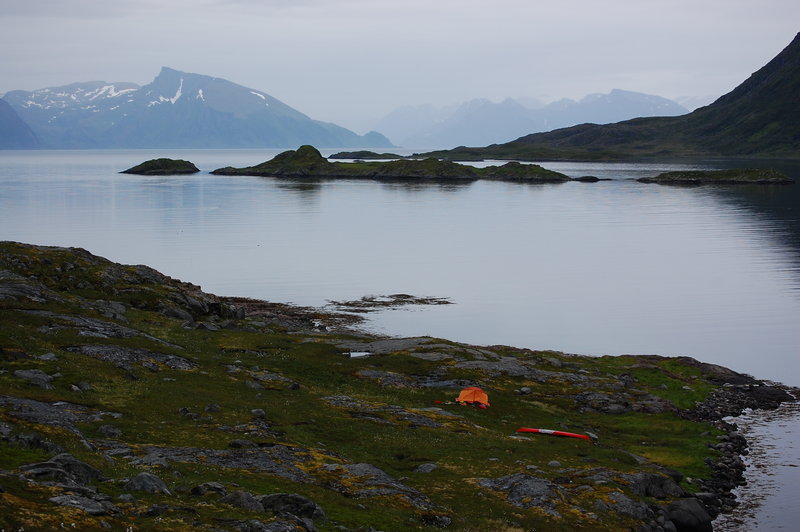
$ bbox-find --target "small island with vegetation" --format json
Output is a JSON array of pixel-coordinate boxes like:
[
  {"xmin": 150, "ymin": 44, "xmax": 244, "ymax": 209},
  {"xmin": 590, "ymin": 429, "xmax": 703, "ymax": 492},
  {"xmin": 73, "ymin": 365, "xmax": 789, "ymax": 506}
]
[
  {"xmin": 328, "ymin": 150, "xmax": 406, "ymax": 160},
  {"xmin": 121, "ymin": 158, "xmax": 200, "ymax": 176},
  {"xmin": 638, "ymin": 168, "xmax": 794, "ymax": 185},
  {"xmin": 211, "ymin": 145, "xmax": 573, "ymax": 182}
]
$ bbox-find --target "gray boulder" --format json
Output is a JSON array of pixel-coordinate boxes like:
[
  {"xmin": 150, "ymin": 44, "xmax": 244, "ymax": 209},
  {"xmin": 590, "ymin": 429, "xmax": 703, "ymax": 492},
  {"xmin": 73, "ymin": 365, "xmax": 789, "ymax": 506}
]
[
  {"xmin": 14, "ymin": 369, "xmax": 55, "ymax": 389},
  {"xmin": 21, "ymin": 453, "xmax": 104, "ymax": 486},
  {"xmin": 665, "ymin": 498, "xmax": 712, "ymax": 532},
  {"xmin": 124, "ymin": 472, "xmax": 171, "ymax": 495},
  {"xmin": 259, "ymin": 493, "xmax": 327, "ymax": 521},
  {"xmin": 477, "ymin": 473, "xmax": 561, "ymax": 515},
  {"xmin": 191, "ymin": 481, "xmax": 228, "ymax": 497},
  {"xmin": 622, "ymin": 471, "xmax": 686, "ymax": 499},
  {"xmin": 49, "ymin": 494, "xmax": 117, "ymax": 516},
  {"xmin": 415, "ymin": 463, "xmax": 438, "ymax": 473},
  {"xmin": 221, "ymin": 490, "xmax": 264, "ymax": 512}
]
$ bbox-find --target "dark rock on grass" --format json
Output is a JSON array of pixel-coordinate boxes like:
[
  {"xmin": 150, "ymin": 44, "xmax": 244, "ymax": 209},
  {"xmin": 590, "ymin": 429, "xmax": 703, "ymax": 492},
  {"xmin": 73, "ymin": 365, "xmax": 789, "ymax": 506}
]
[
  {"xmin": 219, "ymin": 519, "xmax": 307, "ymax": 531},
  {"xmin": 259, "ymin": 493, "xmax": 327, "ymax": 521},
  {"xmin": 477, "ymin": 473, "xmax": 561, "ymax": 516},
  {"xmin": 664, "ymin": 498, "xmax": 713, "ymax": 532},
  {"xmin": 130, "ymin": 444, "xmax": 312, "ymax": 483},
  {"xmin": 0, "ymin": 396, "xmax": 120, "ymax": 443},
  {"xmin": 191, "ymin": 481, "xmax": 228, "ymax": 497},
  {"xmin": 620, "ymin": 471, "xmax": 686, "ymax": 499},
  {"xmin": 49, "ymin": 494, "xmax": 117, "ymax": 516},
  {"xmin": 121, "ymin": 158, "xmax": 200, "ymax": 176},
  {"xmin": 98, "ymin": 424, "xmax": 122, "ymax": 438},
  {"xmin": 125, "ymin": 472, "xmax": 171, "ymax": 495},
  {"xmin": 415, "ymin": 463, "xmax": 438, "ymax": 474},
  {"xmin": 65, "ymin": 344, "xmax": 196, "ymax": 372},
  {"xmin": 594, "ymin": 491, "xmax": 651, "ymax": 521},
  {"xmin": 222, "ymin": 490, "xmax": 265, "ymax": 512},
  {"xmin": 13, "ymin": 369, "xmax": 55, "ymax": 389},
  {"xmin": 229, "ymin": 439, "xmax": 258, "ymax": 449},
  {"xmin": 322, "ymin": 462, "xmax": 432, "ymax": 510}
]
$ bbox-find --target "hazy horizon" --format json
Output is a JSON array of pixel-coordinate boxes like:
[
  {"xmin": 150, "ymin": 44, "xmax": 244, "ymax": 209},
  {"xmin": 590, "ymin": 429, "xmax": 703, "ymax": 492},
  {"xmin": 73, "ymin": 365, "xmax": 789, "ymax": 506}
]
[{"xmin": 2, "ymin": 0, "xmax": 798, "ymax": 133}]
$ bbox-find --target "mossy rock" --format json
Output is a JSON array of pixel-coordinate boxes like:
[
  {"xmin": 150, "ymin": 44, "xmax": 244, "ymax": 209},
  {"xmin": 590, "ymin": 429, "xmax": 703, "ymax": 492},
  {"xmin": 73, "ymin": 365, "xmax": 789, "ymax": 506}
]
[
  {"xmin": 212, "ymin": 145, "xmax": 572, "ymax": 182},
  {"xmin": 638, "ymin": 168, "xmax": 794, "ymax": 185},
  {"xmin": 121, "ymin": 158, "xmax": 200, "ymax": 175}
]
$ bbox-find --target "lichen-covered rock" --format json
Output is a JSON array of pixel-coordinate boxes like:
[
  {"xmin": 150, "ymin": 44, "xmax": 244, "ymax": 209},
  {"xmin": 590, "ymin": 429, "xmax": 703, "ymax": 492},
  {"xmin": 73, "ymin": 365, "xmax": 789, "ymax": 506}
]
[
  {"xmin": 322, "ymin": 462, "xmax": 432, "ymax": 510},
  {"xmin": 477, "ymin": 473, "xmax": 561, "ymax": 516}
]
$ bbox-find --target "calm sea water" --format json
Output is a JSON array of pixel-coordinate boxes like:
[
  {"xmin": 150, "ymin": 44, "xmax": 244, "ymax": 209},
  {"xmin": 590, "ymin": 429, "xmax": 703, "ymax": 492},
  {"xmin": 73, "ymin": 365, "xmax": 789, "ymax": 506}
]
[
  {"xmin": 1, "ymin": 149, "xmax": 799, "ymax": 528},
  {"xmin": 2, "ymin": 149, "xmax": 797, "ymax": 384}
]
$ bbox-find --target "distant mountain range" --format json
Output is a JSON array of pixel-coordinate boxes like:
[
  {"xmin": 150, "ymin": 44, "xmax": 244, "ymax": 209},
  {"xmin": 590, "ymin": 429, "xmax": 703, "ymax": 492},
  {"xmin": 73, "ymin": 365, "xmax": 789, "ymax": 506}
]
[
  {"xmin": 1, "ymin": 67, "xmax": 391, "ymax": 149},
  {"xmin": 374, "ymin": 90, "xmax": 688, "ymax": 149},
  {"xmin": 425, "ymin": 33, "xmax": 800, "ymax": 160}
]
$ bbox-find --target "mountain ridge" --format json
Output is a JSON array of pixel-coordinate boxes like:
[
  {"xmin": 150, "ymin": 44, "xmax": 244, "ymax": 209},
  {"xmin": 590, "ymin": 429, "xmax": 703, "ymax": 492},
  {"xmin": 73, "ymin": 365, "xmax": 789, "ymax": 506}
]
[
  {"xmin": 3, "ymin": 67, "xmax": 392, "ymax": 149},
  {"xmin": 375, "ymin": 90, "xmax": 687, "ymax": 149},
  {"xmin": 424, "ymin": 33, "xmax": 800, "ymax": 160}
]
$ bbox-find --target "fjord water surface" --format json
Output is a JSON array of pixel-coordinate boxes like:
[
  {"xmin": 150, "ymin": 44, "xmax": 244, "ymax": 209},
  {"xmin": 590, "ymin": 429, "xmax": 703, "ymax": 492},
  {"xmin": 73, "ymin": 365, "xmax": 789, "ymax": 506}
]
[{"xmin": 1, "ymin": 149, "xmax": 799, "ymax": 386}]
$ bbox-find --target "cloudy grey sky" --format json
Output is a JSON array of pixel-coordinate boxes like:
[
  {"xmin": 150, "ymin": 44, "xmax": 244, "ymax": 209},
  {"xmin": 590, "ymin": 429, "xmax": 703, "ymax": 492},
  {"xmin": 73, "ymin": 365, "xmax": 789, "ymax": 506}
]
[{"xmin": 2, "ymin": 0, "xmax": 798, "ymax": 132}]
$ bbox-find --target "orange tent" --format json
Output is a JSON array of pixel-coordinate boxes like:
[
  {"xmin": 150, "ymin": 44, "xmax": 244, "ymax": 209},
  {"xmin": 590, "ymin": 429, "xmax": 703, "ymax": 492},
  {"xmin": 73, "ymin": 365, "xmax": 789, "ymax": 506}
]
[{"xmin": 456, "ymin": 387, "xmax": 490, "ymax": 408}]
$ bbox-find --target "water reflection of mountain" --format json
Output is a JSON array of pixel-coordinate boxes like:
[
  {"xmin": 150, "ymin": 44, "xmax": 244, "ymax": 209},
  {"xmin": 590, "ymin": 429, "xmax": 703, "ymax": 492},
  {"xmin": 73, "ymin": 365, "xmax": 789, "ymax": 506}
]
[{"xmin": 698, "ymin": 159, "xmax": 800, "ymax": 287}]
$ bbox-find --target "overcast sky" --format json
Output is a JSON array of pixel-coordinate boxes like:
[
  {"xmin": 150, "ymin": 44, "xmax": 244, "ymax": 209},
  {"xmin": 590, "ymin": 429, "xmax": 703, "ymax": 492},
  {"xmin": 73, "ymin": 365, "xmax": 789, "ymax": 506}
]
[{"xmin": 2, "ymin": 0, "xmax": 798, "ymax": 132}]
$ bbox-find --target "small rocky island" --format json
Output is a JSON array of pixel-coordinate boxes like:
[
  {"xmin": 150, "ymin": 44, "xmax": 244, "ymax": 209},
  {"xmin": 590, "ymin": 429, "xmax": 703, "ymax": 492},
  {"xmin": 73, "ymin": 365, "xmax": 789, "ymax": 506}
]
[
  {"xmin": 121, "ymin": 158, "xmax": 200, "ymax": 175},
  {"xmin": 638, "ymin": 168, "xmax": 794, "ymax": 185},
  {"xmin": 328, "ymin": 150, "xmax": 406, "ymax": 160},
  {"xmin": 212, "ymin": 145, "xmax": 573, "ymax": 182},
  {"xmin": 1, "ymin": 240, "xmax": 796, "ymax": 531}
]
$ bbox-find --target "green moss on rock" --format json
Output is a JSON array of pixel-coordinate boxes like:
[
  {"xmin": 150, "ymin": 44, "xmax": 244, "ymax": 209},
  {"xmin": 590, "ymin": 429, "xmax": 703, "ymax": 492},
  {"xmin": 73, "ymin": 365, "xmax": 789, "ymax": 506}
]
[
  {"xmin": 121, "ymin": 158, "xmax": 200, "ymax": 176},
  {"xmin": 211, "ymin": 145, "xmax": 572, "ymax": 182}
]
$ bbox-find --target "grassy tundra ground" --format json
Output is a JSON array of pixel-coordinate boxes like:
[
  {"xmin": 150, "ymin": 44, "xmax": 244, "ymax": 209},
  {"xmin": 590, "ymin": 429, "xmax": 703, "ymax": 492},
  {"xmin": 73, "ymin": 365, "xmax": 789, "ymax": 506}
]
[{"xmin": 0, "ymin": 241, "xmax": 793, "ymax": 531}]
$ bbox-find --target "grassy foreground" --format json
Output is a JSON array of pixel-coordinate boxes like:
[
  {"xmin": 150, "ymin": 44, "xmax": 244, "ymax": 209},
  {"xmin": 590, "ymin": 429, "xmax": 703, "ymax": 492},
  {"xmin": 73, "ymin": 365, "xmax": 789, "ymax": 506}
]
[{"xmin": 0, "ymin": 241, "xmax": 787, "ymax": 531}]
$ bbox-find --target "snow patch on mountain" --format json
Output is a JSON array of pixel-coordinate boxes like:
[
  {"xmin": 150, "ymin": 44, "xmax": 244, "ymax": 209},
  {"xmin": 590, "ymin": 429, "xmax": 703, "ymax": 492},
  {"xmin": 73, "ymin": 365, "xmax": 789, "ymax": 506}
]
[
  {"xmin": 250, "ymin": 91, "xmax": 269, "ymax": 106},
  {"xmin": 87, "ymin": 85, "xmax": 137, "ymax": 100}
]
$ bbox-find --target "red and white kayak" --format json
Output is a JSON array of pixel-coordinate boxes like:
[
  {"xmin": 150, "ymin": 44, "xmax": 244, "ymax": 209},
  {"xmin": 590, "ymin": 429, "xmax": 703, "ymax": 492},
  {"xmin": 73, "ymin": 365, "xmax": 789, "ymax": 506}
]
[{"xmin": 516, "ymin": 427, "xmax": 592, "ymax": 441}]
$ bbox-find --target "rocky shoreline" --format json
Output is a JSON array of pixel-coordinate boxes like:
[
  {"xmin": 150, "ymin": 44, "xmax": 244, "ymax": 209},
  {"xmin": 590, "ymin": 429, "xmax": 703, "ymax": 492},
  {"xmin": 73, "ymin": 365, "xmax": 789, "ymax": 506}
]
[
  {"xmin": 1, "ymin": 240, "xmax": 797, "ymax": 531},
  {"xmin": 682, "ymin": 378, "xmax": 796, "ymax": 523}
]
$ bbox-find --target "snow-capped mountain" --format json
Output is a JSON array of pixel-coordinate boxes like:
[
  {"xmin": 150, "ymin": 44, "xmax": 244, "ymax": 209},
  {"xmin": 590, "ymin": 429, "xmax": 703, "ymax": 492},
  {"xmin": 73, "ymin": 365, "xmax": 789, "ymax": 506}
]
[{"xmin": 3, "ymin": 68, "xmax": 391, "ymax": 149}]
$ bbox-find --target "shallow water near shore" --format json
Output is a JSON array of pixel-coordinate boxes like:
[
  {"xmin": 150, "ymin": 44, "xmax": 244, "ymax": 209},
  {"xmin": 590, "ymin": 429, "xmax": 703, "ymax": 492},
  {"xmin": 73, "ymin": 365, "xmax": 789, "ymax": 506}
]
[
  {"xmin": 1, "ymin": 149, "xmax": 799, "ymax": 527},
  {"xmin": 715, "ymin": 402, "xmax": 800, "ymax": 531}
]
